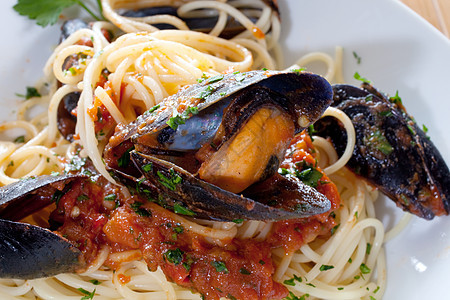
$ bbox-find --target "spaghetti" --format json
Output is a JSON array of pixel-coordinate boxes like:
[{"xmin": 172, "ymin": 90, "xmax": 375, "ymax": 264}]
[{"xmin": 0, "ymin": 0, "xmax": 399, "ymax": 299}]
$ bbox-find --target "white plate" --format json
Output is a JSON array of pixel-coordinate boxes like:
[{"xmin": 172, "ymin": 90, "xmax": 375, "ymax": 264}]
[{"xmin": 1, "ymin": 0, "xmax": 450, "ymax": 299}]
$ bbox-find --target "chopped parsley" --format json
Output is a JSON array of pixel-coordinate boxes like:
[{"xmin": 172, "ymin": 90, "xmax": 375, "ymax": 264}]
[
  {"xmin": 166, "ymin": 106, "xmax": 199, "ymax": 130},
  {"xmin": 194, "ymin": 86, "xmax": 214, "ymax": 100},
  {"xmin": 295, "ymin": 161, "xmax": 323, "ymax": 188},
  {"xmin": 147, "ymin": 104, "xmax": 160, "ymax": 114},
  {"xmin": 14, "ymin": 135, "xmax": 25, "ymax": 143},
  {"xmin": 337, "ymin": 287, "xmax": 344, "ymax": 290},
  {"xmin": 364, "ymin": 130, "xmax": 393, "ymax": 156},
  {"xmin": 52, "ymin": 190, "xmax": 65, "ymax": 206},
  {"xmin": 77, "ymin": 194, "xmax": 90, "ymax": 201},
  {"xmin": 89, "ymin": 279, "xmax": 101, "ymax": 285},
  {"xmin": 285, "ymin": 291, "xmax": 309, "ymax": 300},
  {"xmin": 278, "ymin": 168, "xmax": 289, "ymax": 175},
  {"xmin": 173, "ymin": 203, "xmax": 195, "ymax": 216},
  {"xmin": 390, "ymin": 90, "xmax": 402, "ymax": 105},
  {"xmin": 352, "ymin": 51, "xmax": 361, "ymax": 64},
  {"xmin": 239, "ymin": 268, "xmax": 251, "ymax": 275},
  {"xmin": 207, "ymin": 74, "xmax": 224, "ymax": 83},
  {"xmin": 259, "ymin": 260, "xmax": 265, "ymax": 265},
  {"xmin": 319, "ymin": 265, "xmax": 335, "ymax": 271},
  {"xmin": 141, "ymin": 163, "xmax": 153, "ymax": 172},
  {"xmin": 96, "ymin": 107, "xmax": 103, "ymax": 123},
  {"xmin": 173, "ymin": 225, "xmax": 184, "ymax": 234},
  {"xmin": 307, "ymin": 124, "xmax": 317, "ymax": 141},
  {"xmin": 104, "ymin": 193, "xmax": 117, "ymax": 201},
  {"xmin": 379, "ymin": 110, "xmax": 393, "ymax": 117},
  {"xmin": 77, "ymin": 288, "xmax": 96, "ymax": 300},
  {"xmin": 283, "ymin": 278, "xmax": 296, "ymax": 286},
  {"xmin": 211, "ymin": 261, "xmax": 229, "ymax": 273},
  {"xmin": 117, "ymin": 146, "xmax": 134, "ymax": 168},
  {"xmin": 283, "ymin": 275, "xmax": 302, "ymax": 286},
  {"xmin": 130, "ymin": 202, "xmax": 151, "ymax": 217},
  {"xmin": 422, "ymin": 124, "xmax": 429, "ymax": 133},
  {"xmin": 291, "ymin": 68, "xmax": 306, "ymax": 73},
  {"xmin": 164, "ymin": 248, "xmax": 184, "ymax": 265},
  {"xmin": 157, "ymin": 168, "xmax": 182, "ymax": 191},
  {"xmin": 232, "ymin": 219, "xmax": 244, "ymax": 224},
  {"xmin": 360, "ymin": 263, "xmax": 371, "ymax": 274},
  {"xmin": 353, "ymin": 72, "xmax": 371, "ymax": 84},
  {"xmin": 331, "ymin": 223, "xmax": 340, "ymax": 235},
  {"xmin": 16, "ymin": 86, "xmax": 41, "ymax": 100}
]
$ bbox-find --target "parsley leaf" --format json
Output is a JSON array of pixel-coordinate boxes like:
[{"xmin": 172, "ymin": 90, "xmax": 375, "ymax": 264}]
[
  {"xmin": 360, "ymin": 263, "xmax": 371, "ymax": 274},
  {"xmin": 319, "ymin": 264, "xmax": 334, "ymax": 271},
  {"xmin": 77, "ymin": 287, "xmax": 96, "ymax": 300},
  {"xmin": 14, "ymin": 136, "xmax": 25, "ymax": 143},
  {"xmin": 173, "ymin": 203, "xmax": 195, "ymax": 216},
  {"xmin": 353, "ymin": 72, "xmax": 371, "ymax": 83},
  {"xmin": 16, "ymin": 86, "xmax": 41, "ymax": 100},
  {"xmin": 211, "ymin": 261, "xmax": 229, "ymax": 273},
  {"xmin": 164, "ymin": 248, "xmax": 184, "ymax": 265},
  {"xmin": 14, "ymin": 0, "xmax": 102, "ymax": 27},
  {"xmin": 166, "ymin": 106, "xmax": 199, "ymax": 130}
]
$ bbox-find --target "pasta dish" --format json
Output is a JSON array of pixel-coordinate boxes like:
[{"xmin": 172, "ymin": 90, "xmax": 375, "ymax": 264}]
[{"xmin": 0, "ymin": 0, "xmax": 449, "ymax": 299}]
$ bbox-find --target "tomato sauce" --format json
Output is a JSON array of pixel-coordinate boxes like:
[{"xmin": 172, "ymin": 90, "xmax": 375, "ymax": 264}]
[{"xmin": 53, "ymin": 131, "xmax": 340, "ymax": 300}]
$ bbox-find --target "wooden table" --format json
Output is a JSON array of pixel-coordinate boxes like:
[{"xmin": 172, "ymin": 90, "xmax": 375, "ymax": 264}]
[{"xmin": 401, "ymin": 0, "xmax": 450, "ymax": 37}]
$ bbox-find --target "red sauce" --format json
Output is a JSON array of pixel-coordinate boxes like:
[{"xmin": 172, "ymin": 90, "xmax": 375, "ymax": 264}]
[{"xmin": 54, "ymin": 131, "xmax": 340, "ymax": 299}]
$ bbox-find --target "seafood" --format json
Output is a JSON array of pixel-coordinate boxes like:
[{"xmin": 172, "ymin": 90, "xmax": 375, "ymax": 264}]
[
  {"xmin": 121, "ymin": 0, "xmax": 280, "ymax": 38},
  {"xmin": 314, "ymin": 84, "xmax": 450, "ymax": 219},
  {"xmin": 104, "ymin": 70, "xmax": 334, "ymax": 221},
  {"xmin": 0, "ymin": 175, "xmax": 84, "ymax": 278}
]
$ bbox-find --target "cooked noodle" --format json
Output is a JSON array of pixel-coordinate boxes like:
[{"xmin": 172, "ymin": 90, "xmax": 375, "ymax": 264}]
[{"xmin": 0, "ymin": 0, "xmax": 408, "ymax": 299}]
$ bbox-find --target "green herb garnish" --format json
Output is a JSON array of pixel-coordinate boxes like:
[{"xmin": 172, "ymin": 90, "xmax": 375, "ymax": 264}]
[
  {"xmin": 104, "ymin": 194, "xmax": 117, "ymax": 201},
  {"xmin": 141, "ymin": 163, "xmax": 153, "ymax": 172},
  {"xmin": 211, "ymin": 261, "xmax": 229, "ymax": 273},
  {"xmin": 239, "ymin": 268, "xmax": 251, "ymax": 275},
  {"xmin": 117, "ymin": 146, "xmax": 134, "ymax": 168},
  {"xmin": 164, "ymin": 248, "xmax": 184, "ymax": 265},
  {"xmin": 157, "ymin": 168, "xmax": 182, "ymax": 191},
  {"xmin": 16, "ymin": 86, "xmax": 41, "ymax": 100},
  {"xmin": 352, "ymin": 51, "xmax": 361, "ymax": 64},
  {"xmin": 77, "ymin": 194, "xmax": 89, "ymax": 201},
  {"xmin": 14, "ymin": 0, "xmax": 103, "ymax": 27},
  {"xmin": 353, "ymin": 72, "xmax": 371, "ymax": 83},
  {"xmin": 78, "ymin": 287, "xmax": 96, "ymax": 300},
  {"xmin": 319, "ymin": 265, "xmax": 334, "ymax": 271},
  {"xmin": 173, "ymin": 203, "xmax": 195, "ymax": 216},
  {"xmin": 166, "ymin": 106, "xmax": 199, "ymax": 130},
  {"xmin": 360, "ymin": 263, "xmax": 371, "ymax": 274},
  {"xmin": 14, "ymin": 136, "xmax": 25, "ymax": 143},
  {"xmin": 130, "ymin": 202, "xmax": 151, "ymax": 217}
]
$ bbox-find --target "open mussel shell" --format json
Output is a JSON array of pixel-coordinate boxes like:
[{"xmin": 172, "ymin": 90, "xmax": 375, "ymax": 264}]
[
  {"xmin": 109, "ymin": 70, "xmax": 333, "ymax": 157},
  {"xmin": 315, "ymin": 84, "xmax": 450, "ymax": 220},
  {"xmin": 0, "ymin": 219, "xmax": 81, "ymax": 279},
  {"xmin": 130, "ymin": 151, "xmax": 331, "ymax": 221},
  {"xmin": 121, "ymin": 1, "xmax": 280, "ymax": 39},
  {"xmin": 105, "ymin": 70, "xmax": 334, "ymax": 221},
  {"xmin": 0, "ymin": 174, "xmax": 84, "ymax": 278},
  {"xmin": 0, "ymin": 174, "xmax": 82, "ymax": 221}
]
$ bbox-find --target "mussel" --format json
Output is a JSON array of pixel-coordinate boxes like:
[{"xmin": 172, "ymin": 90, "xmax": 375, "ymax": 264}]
[
  {"xmin": 121, "ymin": 0, "xmax": 279, "ymax": 39},
  {"xmin": 314, "ymin": 84, "xmax": 450, "ymax": 220},
  {"xmin": 0, "ymin": 174, "xmax": 84, "ymax": 278},
  {"xmin": 104, "ymin": 70, "xmax": 334, "ymax": 221}
]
